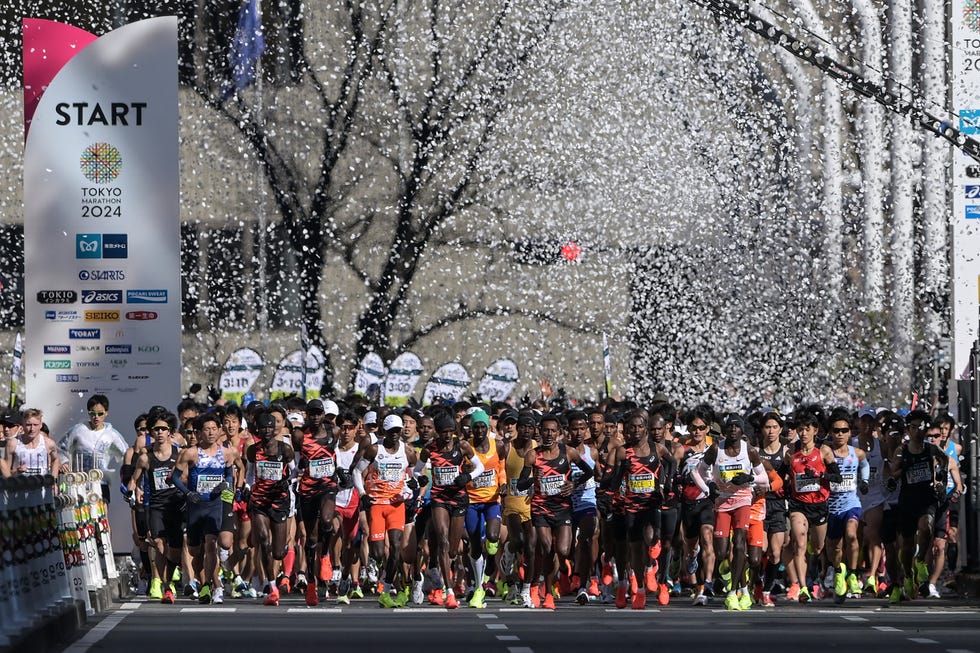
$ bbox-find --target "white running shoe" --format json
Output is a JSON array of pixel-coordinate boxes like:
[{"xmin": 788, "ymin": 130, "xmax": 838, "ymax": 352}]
[
  {"xmin": 693, "ymin": 591, "xmax": 708, "ymax": 606},
  {"xmin": 331, "ymin": 569, "xmax": 342, "ymax": 583},
  {"xmin": 928, "ymin": 583, "xmax": 941, "ymax": 599},
  {"xmin": 366, "ymin": 561, "xmax": 379, "ymax": 585},
  {"xmin": 412, "ymin": 579, "xmax": 425, "ymax": 605},
  {"xmin": 212, "ymin": 587, "xmax": 224, "ymax": 604},
  {"xmin": 500, "ymin": 545, "xmax": 516, "ymax": 577},
  {"xmin": 521, "ymin": 587, "xmax": 534, "ymax": 608}
]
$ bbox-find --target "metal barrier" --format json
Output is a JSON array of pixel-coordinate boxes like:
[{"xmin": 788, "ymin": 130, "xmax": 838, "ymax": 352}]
[{"xmin": 0, "ymin": 470, "xmax": 119, "ymax": 648}]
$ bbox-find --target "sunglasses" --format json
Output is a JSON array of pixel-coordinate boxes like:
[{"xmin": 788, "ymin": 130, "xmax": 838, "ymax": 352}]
[
  {"xmin": 151, "ymin": 426, "xmax": 171, "ymax": 433},
  {"xmin": 831, "ymin": 427, "xmax": 851, "ymax": 434},
  {"xmin": 88, "ymin": 410, "xmax": 106, "ymax": 416},
  {"xmin": 136, "ymin": 426, "xmax": 149, "ymax": 432},
  {"xmin": 690, "ymin": 424, "xmax": 708, "ymax": 432}
]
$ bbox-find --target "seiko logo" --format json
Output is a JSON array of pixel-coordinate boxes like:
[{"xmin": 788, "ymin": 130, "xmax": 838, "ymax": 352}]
[
  {"xmin": 81, "ymin": 290, "xmax": 123, "ymax": 304},
  {"xmin": 85, "ymin": 310, "xmax": 120, "ymax": 322},
  {"xmin": 36, "ymin": 290, "xmax": 78, "ymax": 304}
]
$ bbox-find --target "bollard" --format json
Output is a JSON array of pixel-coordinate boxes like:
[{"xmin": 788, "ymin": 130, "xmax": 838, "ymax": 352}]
[
  {"xmin": 0, "ymin": 477, "xmax": 13, "ymax": 648},
  {"xmin": 59, "ymin": 473, "xmax": 94, "ymax": 615}
]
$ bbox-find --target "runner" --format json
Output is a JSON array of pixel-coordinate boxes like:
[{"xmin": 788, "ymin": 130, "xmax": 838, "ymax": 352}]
[
  {"xmin": 677, "ymin": 407, "xmax": 716, "ymax": 605},
  {"xmin": 824, "ymin": 411, "xmax": 869, "ymax": 602},
  {"xmin": 5, "ymin": 409, "xmax": 59, "ymax": 478},
  {"xmin": 756, "ymin": 412, "xmax": 788, "ymax": 606},
  {"xmin": 500, "ymin": 413, "xmax": 538, "ymax": 607},
  {"xmin": 465, "ymin": 409, "xmax": 506, "ymax": 608},
  {"xmin": 852, "ymin": 407, "xmax": 886, "ymax": 595},
  {"xmin": 567, "ymin": 410, "xmax": 601, "ymax": 604},
  {"xmin": 926, "ymin": 423, "xmax": 963, "ymax": 597},
  {"xmin": 334, "ymin": 410, "xmax": 363, "ymax": 605}
]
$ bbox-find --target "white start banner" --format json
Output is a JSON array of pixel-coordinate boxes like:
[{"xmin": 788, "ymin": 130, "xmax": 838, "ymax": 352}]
[
  {"xmin": 476, "ymin": 358, "xmax": 519, "ymax": 401},
  {"xmin": 353, "ymin": 353, "xmax": 386, "ymax": 399},
  {"xmin": 383, "ymin": 352, "xmax": 424, "ymax": 407},
  {"xmin": 422, "ymin": 362, "xmax": 471, "ymax": 405},
  {"xmin": 219, "ymin": 347, "xmax": 265, "ymax": 403},
  {"xmin": 22, "ymin": 16, "xmax": 180, "ymax": 551},
  {"xmin": 269, "ymin": 346, "xmax": 325, "ymax": 400}
]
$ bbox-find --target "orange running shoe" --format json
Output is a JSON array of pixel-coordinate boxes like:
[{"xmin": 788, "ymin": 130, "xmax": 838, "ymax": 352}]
[
  {"xmin": 264, "ymin": 588, "xmax": 280, "ymax": 606},
  {"xmin": 786, "ymin": 583, "xmax": 800, "ymax": 602},
  {"xmin": 631, "ymin": 590, "xmax": 646, "ymax": 610},
  {"xmin": 648, "ymin": 543, "xmax": 662, "ymax": 562},
  {"xmin": 615, "ymin": 585, "xmax": 628, "ymax": 609},
  {"xmin": 305, "ymin": 579, "xmax": 319, "ymax": 606},
  {"xmin": 645, "ymin": 566, "xmax": 659, "ymax": 593},
  {"xmin": 278, "ymin": 576, "xmax": 291, "ymax": 595},
  {"xmin": 658, "ymin": 584, "xmax": 670, "ymax": 606},
  {"xmin": 629, "ymin": 573, "xmax": 638, "ymax": 595},
  {"xmin": 558, "ymin": 572, "xmax": 571, "ymax": 597},
  {"xmin": 530, "ymin": 584, "xmax": 542, "ymax": 608},
  {"xmin": 429, "ymin": 589, "xmax": 444, "ymax": 606},
  {"xmin": 569, "ymin": 575, "xmax": 582, "ymax": 593},
  {"xmin": 543, "ymin": 593, "xmax": 556, "ymax": 610},
  {"xmin": 161, "ymin": 588, "xmax": 175, "ymax": 604},
  {"xmin": 376, "ymin": 581, "xmax": 385, "ymax": 595},
  {"xmin": 445, "ymin": 592, "xmax": 459, "ymax": 609},
  {"xmin": 601, "ymin": 562, "xmax": 614, "ymax": 586},
  {"xmin": 587, "ymin": 578, "xmax": 601, "ymax": 597},
  {"xmin": 319, "ymin": 555, "xmax": 332, "ymax": 582}
]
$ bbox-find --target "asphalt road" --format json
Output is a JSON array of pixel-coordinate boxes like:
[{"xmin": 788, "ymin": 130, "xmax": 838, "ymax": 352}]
[{"xmin": 57, "ymin": 593, "xmax": 980, "ymax": 653}]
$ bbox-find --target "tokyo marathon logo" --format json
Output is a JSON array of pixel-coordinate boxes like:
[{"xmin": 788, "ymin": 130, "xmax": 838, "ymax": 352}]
[
  {"xmin": 967, "ymin": 0, "xmax": 980, "ymax": 32},
  {"xmin": 80, "ymin": 142, "xmax": 122, "ymax": 184}
]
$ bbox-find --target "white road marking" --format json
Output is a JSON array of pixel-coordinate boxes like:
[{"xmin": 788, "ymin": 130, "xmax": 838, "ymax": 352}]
[
  {"xmin": 873, "ymin": 626, "xmax": 902, "ymax": 632},
  {"xmin": 179, "ymin": 607, "xmax": 237, "ymax": 613},
  {"xmin": 286, "ymin": 608, "xmax": 343, "ymax": 613},
  {"xmin": 118, "ymin": 603, "xmax": 142, "ymax": 610},
  {"xmin": 908, "ymin": 638, "xmax": 939, "ymax": 644},
  {"xmin": 496, "ymin": 635, "xmax": 520, "ymax": 641},
  {"xmin": 63, "ymin": 610, "xmax": 133, "ymax": 653},
  {"xmin": 842, "ymin": 616, "xmax": 868, "ymax": 622},
  {"xmin": 478, "ymin": 613, "xmax": 499, "ymax": 619},
  {"xmin": 507, "ymin": 648, "xmax": 534, "ymax": 653},
  {"xmin": 486, "ymin": 623, "xmax": 509, "ymax": 630}
]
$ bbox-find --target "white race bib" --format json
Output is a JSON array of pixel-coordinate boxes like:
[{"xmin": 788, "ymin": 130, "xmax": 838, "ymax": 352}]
[
  {"xmin": 309, "ymin": 458, "xmax": 336, "ymax": 480},
  {"xmin": 256, "ymin": 461, "xmax": 284, "ymax": 481}
]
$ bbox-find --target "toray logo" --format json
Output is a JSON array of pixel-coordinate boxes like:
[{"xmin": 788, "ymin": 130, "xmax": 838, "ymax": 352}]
[
  {"xmin": 76, "ymin": 234, "xmax": 127, "ymax": 259},
  {"xmin": 68, "ymin": 329, "xmax": 100, "ymax": 339}
]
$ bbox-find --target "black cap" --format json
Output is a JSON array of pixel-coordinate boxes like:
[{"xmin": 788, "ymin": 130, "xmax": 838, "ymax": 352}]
[
  {"xmin": 517, "ymin": 413, "xmax": 538, "ymax": 427},
  {"xmin": 434, "ymin": 413, "xmax": 456, "ymax": 433},
  {"xmin": 500, "ymin": 408, "xmax": 519, "ymax": 424},
  {"xmin": 1, "ymin": 412, "xmax": 22, "ymax": 426},
  {"xmin": 255, "ymin": 413, "xmax": 276, "ymax": 429},
  {"xmin": 306, "ymin": 400, "xmax": 325, "ymax": 415},
  {"xmin": 721, "ymin": 413, "xmax": 744, "ymax": 434}
]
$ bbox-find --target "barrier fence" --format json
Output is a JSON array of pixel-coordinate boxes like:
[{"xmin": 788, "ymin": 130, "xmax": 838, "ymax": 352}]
[{"xmin": 0, "ymin": 471, "xmax": 119, "ymax": 649}]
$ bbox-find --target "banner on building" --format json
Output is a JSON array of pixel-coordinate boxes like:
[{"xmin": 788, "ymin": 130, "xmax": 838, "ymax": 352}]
[
  {"xmin": 422, "ymin": 362, "xmax": 471, "ymax": 405},
  {"xmin": 353, "ymin": 353, "xmax": 386, "ymax": 400},
  {"xmin": 269, "ymin": 346, "xmax": 324, "ymax": 400},
  {"xmin": 22, "ymin": 16, "xmax": 180, "ymax": 551},
  {"xmin": 476, "ymin": 358, "xmax": 519, "ymax": 402},
  {"xmin": 219, "ymin": 347, "xmax": 265, "ymax": 403},
  {"xmin": 383, "ymin": 352, "xmax": 424, "ymax": 407}
]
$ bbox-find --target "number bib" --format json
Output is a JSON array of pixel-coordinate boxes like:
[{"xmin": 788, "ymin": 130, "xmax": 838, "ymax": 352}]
[
  {"xmin": 508, "ymin": 478, "xmax": 530, "ymax": 497},
  {"xmin": 539, "ymin": 475, "xmax": 565, "ymax": 496},
  {"xmin": 471, "ymin": 469, "xmax": 496, "ymax": 489},
  {"xmin": 256, "ymin": 461, "xmax": 284, "ymax": 482},
  {"xmin": 309, "ymin": 458, "xmax": 336, "ymax": 480},
  {"xmin": 868, "ymin": 465, "xmax": 878, "ymax": 484},
  {"xmin": 906, "ymin": 463, "xmax": 931, "ymax": 485},
  {"xmin": 197, "ymin": 473, "xmax": 223, "ymax": 495},
  {"xmin": 830, "ymin": 472, "xmax": 856, "ymax": 494},
  {"xmin": 719, "ymin": 464, "xmax": 743, "ymax": 483},
  {"xmin": 152, "ymin": 468, "xmax": 171, "ymax": 492},
  {"xmin": 433, "ymin": 465, "xmax": 459, "ymax": 487},
  {"xmin": 628, "ymin": 473, "xmax": 656, "ymax": 494},
  {"xmin": 378, "ymin": 461, "xmax": 404, "ymax": 482},
  {"xmin": 795, "ymin": 473, "xmax": 821, "ymax": 494}
]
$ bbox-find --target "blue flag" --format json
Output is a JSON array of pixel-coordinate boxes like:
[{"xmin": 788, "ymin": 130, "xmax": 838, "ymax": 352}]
[{"xmin": 228, "ymin": 0, "xmax": 265, "ymax": 95}]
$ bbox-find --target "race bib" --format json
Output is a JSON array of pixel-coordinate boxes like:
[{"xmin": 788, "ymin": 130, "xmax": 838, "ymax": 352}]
[
  {"xmin": 471, "ymin": 469, "xmax": 496, "ymax": 489},
  {"xmin": 309, "ymin": 458, "xmax": 336, "ymax": 480},
  {"xmin": 433, "ymin": 465, "xmax": 459, "ymax": 487},
  {"xmin": 152, "ymin": 468, "xmax": 171, "ymax": 492},
  {"xmin": 24, "ymin": 467, "xmax": 43, "ymax": 476},
  {"xmin": 830, "ymin": 472, "xmax": 856, "ymax": 494},
  {"xmin": 906, "ymin": 463, "xmax": 931, "ymax": 485},
  {"xmin": 719, "ymin": 463, "xmax": 742, "ymax": 483},
  {"xmin": 508, "ymin": 478, "xmax": 530, "ymax": 497},
  {"xmin": 795, "ymin": 473, "xmax": 821, "ymax": 494},
  {"xmin": 378, "ymin": 461, "xmax": 404, "ymax": 482},
  {"xmin": 628, "ymin": 472, "xmax": 656, "ymax": 494},
  {"xmin": 539, "ymin": 475, "xmax": 565, "ymax": 496},
  {"xmin": 256, "ymin": 461, "xmax": 284, "ymax": 482},
  {"xmin": 868, "ymin": 465, "xmax": 879, "ymax": 483},
  {"xmin": 197, "ymin": 473, "xmax": 223, "ymax": 495}
]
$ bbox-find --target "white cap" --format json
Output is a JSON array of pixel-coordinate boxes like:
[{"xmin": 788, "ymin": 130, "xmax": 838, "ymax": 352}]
[
  {"xmin": 383, "ymin": 414, "xmax": 403, "ymax": 431},
  {"xmin": 286, "ymin": 412, "xmax": 305, "ymax": 427},
  {"xmin": 323, "ymin": 400, "xmax": 339, "ymax": 416},
  {"xmin": 465, "ymin": 406, "xmax": 479, "ymax": 416},
  {"xmin": 364, "ymin": 411, "xmax": 378, "ymax": 426}
]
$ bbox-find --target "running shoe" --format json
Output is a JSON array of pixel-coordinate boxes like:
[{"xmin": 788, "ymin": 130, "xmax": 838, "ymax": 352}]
[
  {"xmin": 927, "ymin": 583, "xmax": 941, "ymax": 599},
  {"xmin": 337, "ymin": 594, "xmax": 350, "ymax": 605},
  {"xmin": 531, "ymin": 584, "xmax": 542, "ymax": 608},
  {"xmin": 500, "ymin": 545, "xmax": 515, "ymax": 577},
  {"xmin": 576, "ymin": 587, "xmax": 590, "ymax": 605},
  {"xmin": 319, "ymin": 555, "xmax": 332, "ymax": 582},
  {"xmin": 198, "ymin": 584, "xmax": 212, "ymax": 605},
  {"xmin": 889, "ymin": 585, "xmax": 903, "ymax": 605},
  {"xmin": 277, "ymin": 575, "xmax": 291, "ymax": 595},
  {"xmin": 846, "ymin": 573, "xmax": 862, "ymax": 596},
  {"xmin": 725, "ymin": 591, "xmax": 740, "ymax": 611},
  {"xmin": 692, "ymin": 589, "xmax": 708, "ymax": 606},
  {"xmin": 161, "ymin": 588, "xmax": 175, "ymax": 604},
  {"xmin": 429, "ymin": 589, "xmax": 445, "ymax": 606},
  {"xmin": 521, "ymin": 587, "xmax": 534, "ymax": 608},
  {"xmin": 738, "ymin": 589, "xmax": 752, "ymax": 611},
  {"xmin": 785, "ymin": 583, "xmax": 800, "ymax": 602},
  {"xmin": 264, "ymin": 588, "xmax": 280, "ymax": 606},
  {"xmin": 658, "ymin": 583, "xmax": 670, "ymax": 606},
  {"xmin": 587, "ymin": 578, "xmax": 601, "ymax": 597},
  {"xmin": 760, "ymin": 591, "xmax": 775, "ymax": 607},
  {"xmin": 645, "ymin": 566, "xmax": 658, "ymax": 593},
  {"xmin": 798, "ymin": 586, "xmax": 812, "ymax": 603},
  {"xmin": 810, "ymin": 583, "xmax": 824, "ymax": 600},
  {"xmin": 601, "ymin": 562, "xmax": 614, "ymax": 585},
  {"xmin": 505, "ymin": 584, "xmax": 520, "ymax": 604},
  {"xmin": 245, "ymin": 585, "xmax": 258, "ymax": 599},
  {"xmin": 306, "ymin": 580, "xmax": 319, "ymax": 607},
  {"xmin": 212, "ymin": 587, "xmax": 224, "ymax": 605},
  {"xmin": 863, "ymin": 575, "xmax": 878, "ymax": 595},
  {"xmin": 823, "ymin": 566, "xmax": 835, "ymax": 592},
  {"xmin": 412, "ymin": 579, "xmax": 425, "ymax": 605},
  {"xmin": 149, "ymin": 578, "xmax": 163, "ymax": 600},
  {"xmin": 685, "ymin": 554, "xmax": 699, "ymax": 576},
  {"xmin": 295, "ymin": 573, "xmax": 308, "ymax": 592},
  {"xmin": 378, "ymin": 591, "xmax": 397, "ymax": 608},
  {"xmin": 184, "ymin": 580, "xmax": 199, "ymax": 599},
  {"xmin": 904, "ymin": 577, "xmax": 918, "ymax": 600},
  {"xmin": 631, "ymin": 591, "xmax": 646, "ymax": 610},
  {"xmin": 395, "ymin": 587, "xmax": 409, "ymax": 607},
  {"xmin": 366, "ymin": 561, "xmax": 379, "ymax": 585},
  {"xmin": 543, "ymin": 593, "xmax": 556, "ymax": 610},
  {"xmin": 495, "ymin": 579, "xmax": 508, "ymax": 599},
  {"xmin": 914, "ymin": 560, "xmax": 929, "ymax": 587},
  {"xmin": 484, "ymin": 581, "xmax": 497, "ymax": 598},
  {"xmin": 445, "ymin": 592, "xmax": 459, "ymax": 609},
  {"xmin": 629, "ymin": 573, "xmax": 638, "ymax": 595},
  {"xmin": 615, "ymin": 585, "xmax": 628, "ymax": 609},
  {"xmin": 833, "ymin": 563, "xmax": 847, "ymax": 598},
  {"xmin": 719, "ymin": 560, "xmax": 732, "ymax": 593},
  {"xmin": 753, "ymin": 583, "xmax": 763, "ymax": 605},
  {"xmin": 137, "ymin": 578, "xmax": 148, "ymax": 596},
  {"xmin": 350, "ymin": 584, "xmax": 364, "ymax": 600},
  {"xmin": 569, "ymin": 575, "xmax": 582, "ymax": 593},
  {"xmin": 469, "ymin": 587, "xmax": 487, "ymax": 609}
]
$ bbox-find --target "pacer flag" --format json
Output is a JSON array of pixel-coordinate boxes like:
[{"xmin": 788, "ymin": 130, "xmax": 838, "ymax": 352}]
[{"xmin": 23, "ymin": 17, "xmax": 180, "ymax": 551}]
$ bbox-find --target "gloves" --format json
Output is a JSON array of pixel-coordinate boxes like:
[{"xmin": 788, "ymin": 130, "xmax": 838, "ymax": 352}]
[
  {"xmin": 185, "ymin": 491, "xmax": 202, "ymax": 505},
  {"xmin": 858, "ymin": 480, "xmax": 869, "ymax": 495},
  {"xmin": 335, "ymin": 468, "xmax": 354, "ymax": 489},
  {"xmin": 359, "ymin": 494, "xmax": 374, "ymax": 512},
  {"xmin": 210, "ymin": 481, "xmax": 230, "ymax": 501},
  {"xmin": 707, "ymin": 482, "xmax": 720, "ymax": 503},
  {"xmin": 730, "ymin": 472, "xmax": 753, "ymax": 486},
  {"xmin": 824, "ymin": 472, "xmax": 843, "ymax": 485},
  {"xmin": 886, "ymin": 477, "xmax": 898, "ymax": 492},
  {"xmin": 220, "ymin": 488, "xmax": 235, "ymax": 504},
  {"xmin": 417, "ymin": 475, "xmax": 429, "ymax": 488},
  {"xmin": 207, "ymin": 383, "xmax": 221, "ymax": 403},
  {"xmin": 406, "ymin": 476, "xmax": 419, "ymax": 492},
  {"xmin": 453, "ymin": 473, "xmax": 472, "ymax": 488}
]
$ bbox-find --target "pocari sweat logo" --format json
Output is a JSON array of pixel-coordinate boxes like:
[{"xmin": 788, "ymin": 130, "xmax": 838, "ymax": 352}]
[{"xmin": 126, "ymin": 289, "xmax": 167, "ymax": 304}]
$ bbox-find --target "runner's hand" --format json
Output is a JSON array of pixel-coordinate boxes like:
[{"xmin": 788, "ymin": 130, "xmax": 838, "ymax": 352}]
[
  {"xmin": 730, "ymin": 472, "xmax": 753, "ymax": 486},
  {"xmin": 185, "ymin": 491, "xmax": 202, "ymax": 505}
]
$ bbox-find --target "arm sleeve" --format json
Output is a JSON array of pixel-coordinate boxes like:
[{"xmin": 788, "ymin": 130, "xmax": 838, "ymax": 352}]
[
  {"xmin": 859, "ymin": 456, "xmax": 870, "ymax": 483},
  {"xmin": 690, "ymin": 461, "xmax": 711, "ymax": 494},
  {"xmin": 353, "ymin": 459, "xmax": 368, "ymax": 495},
  {"xmin": 172, "ymin": 466, "xmax": 190, "ymax": 495},
  {"xmin": 467, "ymin": 455, "xmax": 485, "ymax": 479},
  {"xmin": 767, "ymin": 468, "xmax": 783, "ymax": 494},
  {"xmin": 752, "ymin": 463, "xmax": 768, "ymax": 488}
]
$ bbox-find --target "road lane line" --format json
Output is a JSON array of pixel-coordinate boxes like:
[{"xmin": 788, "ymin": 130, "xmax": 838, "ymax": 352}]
[
  {"xmin": 842, "ymin": 616, "xmax": 868, "ymax": 622},
  {"xmin": 496, "ymin": 635, "xmax": 520, "ymax": 641},
  {"xmin": 873, "ymin": 626, "xmax": 902, "ymax": 632},
  {"xmin": 507, "ymin": 648, "xmax": 534, "ymax": 653},
  {"xmin": 286, "ymin": 608, "xmax": 343, "ymax": 613},
  {"xmin": 486, "ymin": 623, "xmax": 509, "ymax": 630},
  {"xmin": 478, "ymin": 613, "xmax": 499, "ymax": 619},
  {"xmin": 119, "ymin": 603, "xmax": 142, "ymax": 610},
  {"xmin": 63, "ymin": 610, "xmax": 133, "ymax": 653},
  {"xmin": 908, "ymin": 639, "xmax": 938, "ymax": 644},
  {"xmin": 179, "ymin": 607, "xmax": 237, "ymax": 613}
]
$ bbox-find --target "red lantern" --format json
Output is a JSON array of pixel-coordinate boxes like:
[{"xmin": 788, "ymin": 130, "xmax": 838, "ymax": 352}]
[{"xmin": 560, "ymin": 241, "xmax": 581, "ymax": 262}]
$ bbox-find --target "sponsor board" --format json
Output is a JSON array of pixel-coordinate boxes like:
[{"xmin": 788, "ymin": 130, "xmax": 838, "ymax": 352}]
[
  {"xmin": 68, "ymin": 329, "xmax": 101, "ymax": 339},
  {"xmin": 44, "ymin": 360, "xmax": 71, "ymax": 369},
  {"xmin": 78, "ymin": 269, "xmax": 126, "ymax": 281},
  {"xmin": 56, "ymin": 374, "xmax": 80, "ymax": 382},
  {"xmin": 126, "ymin": 311, "xmax": 158, "ymax": 320},
  {"xmin": 105, "ymin": 345, "xmax": 132, "ymax": 354},
  {"xmin": 126, "ymin": 289, "xmax": 167, "ymax": 303},
  {"xmin": 85, "ymin": 310, "xmax": 120, "ymax": 321},
  {"xmin": 74, "ymin": 361, "xmax": 99, "ymax": 368},
  {"xmin": 43, "ymin": 345, "xmax": 70, "ymax": 354},
  {"xmin": 45, "ymin": 310, "xmax": 79, "ymax": 322},
  {"xmin": 81, "ymin": 289, "xmax": 123, "ymax": 304},
  {"xmin": 37, "ymin": 290, "xmax": 78, "ymax": 304}
]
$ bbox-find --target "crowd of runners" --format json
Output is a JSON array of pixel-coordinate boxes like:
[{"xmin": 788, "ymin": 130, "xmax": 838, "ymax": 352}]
[{"xmin": 0, "ymin": 393, "xmax": 965, "ymax": 610}]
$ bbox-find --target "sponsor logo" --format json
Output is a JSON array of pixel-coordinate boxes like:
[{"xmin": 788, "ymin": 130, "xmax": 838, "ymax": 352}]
[
  {"xmin": 81, "ymin": 290, "xmax": 123, "ymax": 304},
  {"xmin": 137, "ymin": 345, "xmax": 160, "ymax": 353},
  {"xmin": 110, "ymin": 374, "xmax": 120, "ymax": 381},
  {"xmin": 967, "ymin": 186, "xmax": 980, "ymax": 199},
  {"xmin": 128, "ymin": 375, "xmax": 149, "ymax": 381},
  {"xmin": 117, "ymin": 388, "xmax": 137, "ymax": 393},
  {"xmin": 56, "ymin": 375, "xmax": 80, "ymax": 383},
  {"xmin": 78, "ymin": 269, "xmax": 126, "ymax": 281},
  {"xmin": 136, "ymin": 361, "xmax": 161, "ymax": 367},
  {"xmin": 68, "ymin": 388, "xmax": 89, "ymax": 394},
  {"xmin": 85, "ymin": 310, "xmax": 119, "ymax": 322},
  {"xmin": 126, "ymin": 289, "xmax": 167, "ymax": 304},
  {"xmin": 68, "ymin": 329, "xmax": 101, "ymax": 339},
  {"xmin": 75, "ymin": 361, "xmax": 99, "ymax": 368},
  {"xmin": 968, "ymin": 165, "xmax": 980, "ymax": 179},
  {"xmin": 44, "ymin": 345, "xmax": 71, "ymax": 355},
  {"xmin": 76, "ymin": 345, "xmax": 101, "ymax": 352},
  {"xmin": 44, "ymin": 360, "xmax": 71, "ymax": 369},
  {"xmin": 75, "ymin": 233, "xmax": 127, "ymax": 259},
  {"xmin": 126, "ymin": 311, "xmax": 158, "ymax": 321},
  {"xmin": 109, "ymin": 359, "xmax": 128, "ymax": 368},
  {"xmin": 79, "ymin": 142, "xmax": 122, "ymax": 184},
  {"xmin": 36, "ymin": 290, "xmax": 78, "ymax": 304},
  {"xmin": 962, "ymin": 109, "xmax": 980, "ymax": 136},
  {"xmin": 113, "ymin": 330, "xmax": 126, "ymax": 338},
  {"xmin": 44, "ymin": 310, "xmax": 80, "ymax": 322},
  {"xmin": 967, "ymin": 206, "xmax": 980, "ymax": 220},
  {"xmin": 105, "ymin": 345, "xmax": 132, "ymax": 354}
]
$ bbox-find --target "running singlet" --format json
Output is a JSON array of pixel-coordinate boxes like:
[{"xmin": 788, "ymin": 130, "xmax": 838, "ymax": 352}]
[
  {"xmin": 147, "ymin": 447, "xmax": 181, "ymax": 509},
  {"xmin": 898, "ymin": 443, "xmax": 941, "ymax": 504},
  {"xmin": 335, "ymin": 444, "xmax": 359, "ymax": 509},
  {"xmin": 712, "ymin": 440, "xmax": 753, "ymax": 509},
  {"xmin": 622, "ymin": 446, "xmax": 660, "ymax": 513},
  {"xmin": 827, "ymin": 445, "xmax": 861, "ymax": 513},
  {"xmin": 944, "ymin": 440, "xmax": 958, "ymax": 496},
  {"xmin": 758, "ymin": 444, "xmax": 787, "ymax": 500},
  {"xmin": 680, "ymin": 446, "xmax": 709, "ymax": 501},
  {"xmin": 365, "ymin": 441, "xmax": 408, "ymax": 505},
  {"xmin": 531, "ymin": 443, "xmax": 572, "ymax": 516},
  {"xmin": 190, "ymin": 446, "xmax": 226, "ymax": 496},
  {"xmin": 427, "ymin": 439, "xmax": 467, "ymax": 503},
  {"xmin": 789, "ymin": 447, "xmax": 829, "ymax": 503},
  {"xmin": 595, "ymin": 437, "xmax": 620, "ymax": 509},
  {"xmin": 504, "ymin": 441, "xmax": 534, "ymax": 510},
  {"xmin": 571, "ymin": 444, "xmax": 597, "ymax": 513},
  {"xmin": 249, "ymin": 442, "xmax": 290, "ymax": 504},
  {"xmin": 11, "ymin": 437, "xmax": 50, "ymax": 476},
  {"xmin": 298, "ymin": 430, "xmax": 339, "ymax": 497},
  {"xmin": 467, "ymin": 438, "xmax": 504, "ymax": 504}
]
